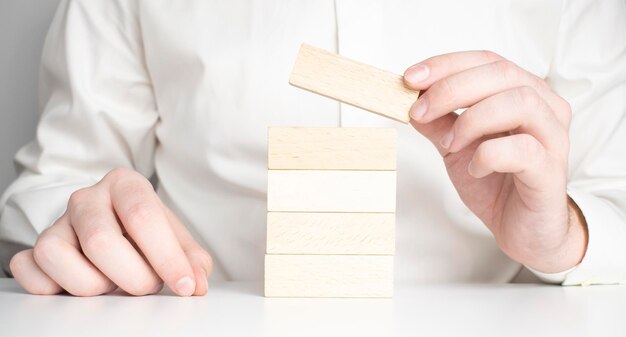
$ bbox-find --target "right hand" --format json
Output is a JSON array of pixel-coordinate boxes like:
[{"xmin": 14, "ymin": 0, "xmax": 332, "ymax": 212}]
[{"xmin": 9, "ymin": 168, "xmax": 213, "ymax": 296}]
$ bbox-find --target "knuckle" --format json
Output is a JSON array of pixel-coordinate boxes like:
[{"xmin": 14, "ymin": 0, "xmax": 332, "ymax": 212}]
[
  {"xmin": 109, "ymin": 176, "xmax": 154, "ymax": 203},
  {"xmin": 531, "ymin": 75, "xmax": 551, "ymax": 92},
  {"xmin": 514, "ymin": 86, "xmax": 541, "ymax": 110},
  {"xmin": 494, "ymin": 60, "xmax": 520, "ymax": 82},
  {"xmin": 437, "ymin": 55, "xmax": 456, "ymax": 74},
  {"xmin": 558, "ymin": 97, "xmax": 573, "ymax": 125},
  {"xmin": 107, "ymin": 167, "xmax": 149, "ymax": 185},
  {"xmin": 124, "ymin": 202, "xmax": 154, "ymax": 225},
  {"xmin": 106, "ymin": 168, "xmax": 153, "ymax": 192},
  {"xmin": 481, "ymin": 50, "xmax": 503, "ymax": 63},
  {"xmin": 559, "ymin": 97, "xmax": 572, "ymax": 114},
  {"xmin": 436, "ymin": 77, "xmax": 458, "ymax": 102},
  {"xmin": 33, "ymin": 234, "xmax": 61, "ymax": 265},
  {"xmin": 519, "ymin": 134, "xmax": 543, "ymax": 160},
  {"xmin": 67, "ymin": 188, "xmax": 91, "ymax": 209},
  {"xmin": 105, "ymin": 167, "xmax": 136, "ymax": 181},
  {"xmin": 81, "ymin": 228, "xmax": 113, "ymax": 256}
]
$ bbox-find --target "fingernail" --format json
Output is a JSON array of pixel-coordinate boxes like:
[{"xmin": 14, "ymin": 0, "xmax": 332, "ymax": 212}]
[
  {"xmin": 440, "ymin": 129, "xmax": 454, "ymax": 149},
  {"xmin": 405, "ymin": 64, "xmax": 430, "ymax": 84},
  {"xmin": 175, "ymin": 276, "xmax": 195, "ymax": 296},
  {"xmin": 410, "ymin": 97, "xmax": 428, "ymax": 121}
]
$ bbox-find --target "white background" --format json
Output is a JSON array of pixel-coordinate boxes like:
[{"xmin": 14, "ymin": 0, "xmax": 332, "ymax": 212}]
[{"xmin": 0, "ymin": 0, "xmax": 60, "ymax": 193}]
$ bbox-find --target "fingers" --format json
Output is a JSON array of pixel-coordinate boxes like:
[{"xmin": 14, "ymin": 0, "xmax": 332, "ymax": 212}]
[
  {"xmin": 443, "ymin": 87, "xmax": 567, "ymax": 154},
  {"xmin": 32, "ymin": 214, "xmax": 117, "ymax": 296},
  {"xmin": 13, "ymin": 167, "xmax": 208, "ymax": 297},
  {"xmin": 468, "ymin": 134, "xmax": 552, "ymax": 188},
  {"xmin": 108, "ymin": 171, "xmax": 196, "ymax": 296},
  {"xmin": 409, "ymin": 60, "xmax": 564, "ymax": 123},
  {"xmin": 10, "ymin": 249, "xmax": 62, "ymax": 295},
  {"xmin": 163, "ymin": 206, "xmax": 213, "ymax": 296},
  {"xmin": 185, "ymin": 248, "xmax": 212, "ymax": 296},
  {"xmin": 404, "ymin": 50, "xmax": 503, "ymax": 89},
  {"xmin": 68, "ymin": 186, "xmax": 163, "ymax": 296}
]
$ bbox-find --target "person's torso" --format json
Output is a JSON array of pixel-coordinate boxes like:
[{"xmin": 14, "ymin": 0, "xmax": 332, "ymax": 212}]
[{"xmin": 137, "ymin": 0, "xmax": 563, "ymax": 281}]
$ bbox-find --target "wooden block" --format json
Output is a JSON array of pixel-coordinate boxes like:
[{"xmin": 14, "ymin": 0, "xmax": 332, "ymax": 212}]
[
  {"xmin": 267, "ymin": 212, "xmax": 395, "ymax": 255},
  {"xmin": 267, "ymin": 170, "xmax": 396, "ymax": 213},
  {"xmin": 289, "ymin": 44, "xmax": 419, "ymax": 123},
  {"xmin": 264, "ymin": 254, "xmax": 394, "ymax": 298},
  {"xmin": 268, "ymin": 127, "xmax": 397, "ymax": 170}
]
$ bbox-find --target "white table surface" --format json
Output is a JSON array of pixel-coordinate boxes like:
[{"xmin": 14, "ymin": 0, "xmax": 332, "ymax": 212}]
[{"xmin": 0, "ymin": 279, "xmax": 624, "ymax": 337}]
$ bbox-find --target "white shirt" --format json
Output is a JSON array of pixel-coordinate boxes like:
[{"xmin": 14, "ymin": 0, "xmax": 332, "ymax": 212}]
[{"xmin": 1, "ymin": 0, "xmax": 625, "ymax": 285}]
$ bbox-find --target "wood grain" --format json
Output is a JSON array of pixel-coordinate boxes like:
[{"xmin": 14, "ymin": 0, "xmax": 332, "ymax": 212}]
[
  {"xmin": 268, "ymin": 127, "xmax": 397, "ymax": 170},
  {"xmin": 264, "ymin": 254, "xmax": 394, "ymax": 298},
  {"xmin": 266, "ymin": 212, "xmax": 395, "ymax": 255},
  {"xmin": 289, "ymin": 44, "xmax": 418, "ymax": 123},
  {"xmin": 267, "ymin": 170, "xmax": 396, "ymax": 213}
]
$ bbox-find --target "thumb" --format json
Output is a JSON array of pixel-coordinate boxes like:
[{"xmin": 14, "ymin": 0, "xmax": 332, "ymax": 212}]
[
  {"xmin": 184, "ymin": 246, "xmax": 213, "ymax": 296},
  {"xmin": 161, "ymin": 204, "xmax": 213, "ymax": 296}
]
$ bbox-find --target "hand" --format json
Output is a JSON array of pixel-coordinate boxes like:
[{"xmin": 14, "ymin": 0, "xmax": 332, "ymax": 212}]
[
  {"xmin": 9, "ymin": 168, "xmax": 213, "ymax": 296},
  {"xmin": 404, "ymin": 51, "xmax": 587, "ymax": 273}
]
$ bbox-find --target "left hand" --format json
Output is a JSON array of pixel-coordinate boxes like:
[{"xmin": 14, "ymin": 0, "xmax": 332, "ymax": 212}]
[{"xmin": 403, "ymin": 51, "xmax": 587, "ymax": 273}]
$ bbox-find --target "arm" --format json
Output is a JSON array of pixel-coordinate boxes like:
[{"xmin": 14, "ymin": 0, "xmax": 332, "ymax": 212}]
[
  {"xmin": 541, "ymin": 0, "xmax": 626, "ymax": 285},
  {"xmin": 402, "ymin": 0, "xmax": 626, "ymax": 284},
  {"xmin": 1, "ymin": 0, "xmax": 212, "ymax": 296},
  {"xmin": 0, "ymin": 0, "xmax": 158, "ymax": 252}
]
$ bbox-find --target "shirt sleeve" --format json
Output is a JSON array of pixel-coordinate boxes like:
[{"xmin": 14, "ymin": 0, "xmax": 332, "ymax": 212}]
[
  {"xmin": 0, "ymin": 0, "xmax": 158, "ymax": 273},
  {"xmin": 529, "ymin": 0, "xmax": 626, "ymax": 285}
]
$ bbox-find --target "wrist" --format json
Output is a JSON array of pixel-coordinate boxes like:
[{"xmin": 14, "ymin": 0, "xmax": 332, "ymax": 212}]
[{"xmin": 524, "ymin": 196, "xmax": 588, "ymax": 273}]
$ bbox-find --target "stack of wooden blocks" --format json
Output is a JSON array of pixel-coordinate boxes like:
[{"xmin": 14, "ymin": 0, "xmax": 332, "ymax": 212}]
[
  {"xmin": 265, "ymin": 127, "xmax": 397, "ymax": 298},
  {"xmin": 263, "ymin": 44, "xmax": 419, "ymax": 298}
]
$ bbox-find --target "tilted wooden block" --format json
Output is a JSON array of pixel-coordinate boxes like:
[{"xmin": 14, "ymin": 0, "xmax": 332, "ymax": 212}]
[
  {"xmin": 267, "ymin": 170, "xmax": 396, "ymax": 213},
  {"xmin": 289, "ymin": 44, "xmax": 419, "ymax": 123},
  {"xmin": 264, "ymin": 254, "xmax": 394, "ymax": 298},
  {"xmin": 268, "ymin": 127, "xmax": 397, "ymax": 170},
  {"xmin": 267, "ymin": 212, "xmax": 395, "ymax": 255}
]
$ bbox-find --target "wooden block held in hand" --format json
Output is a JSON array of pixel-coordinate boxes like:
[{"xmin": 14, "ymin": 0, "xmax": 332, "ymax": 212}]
[
  {"xmin": 267, "ymin": 212, "xmax": 395, "ymax": 255},
  {"xmin": 289, "ymin": 44, "xmax": 419, "ymax": 123},
  {"xmin": 267, "ymin": 170, "xmax": 396, "ymax": 213},
  {"xmin": 268, "ymin": 127, "xmax": 397, "ymax": 170},
  {"xmin": 264, "ymin": 254, "xmax": 394, "ymax": 298}
]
